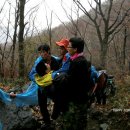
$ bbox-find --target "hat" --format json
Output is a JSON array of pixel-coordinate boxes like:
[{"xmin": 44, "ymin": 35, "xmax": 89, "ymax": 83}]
[{"xmin": 56, "ymin": 39, "xmax": 69, "ymax": 50}]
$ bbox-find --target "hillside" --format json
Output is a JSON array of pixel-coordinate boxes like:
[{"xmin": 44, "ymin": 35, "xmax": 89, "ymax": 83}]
[{"xmin": 0, "ymin": 74, "xmax": 130, "ymax": 130}]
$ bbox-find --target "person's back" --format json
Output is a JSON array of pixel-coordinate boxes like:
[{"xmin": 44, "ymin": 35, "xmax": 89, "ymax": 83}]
[{"xmin": 90, "ymin": 65, "xmax": 98, "ymax": 88}]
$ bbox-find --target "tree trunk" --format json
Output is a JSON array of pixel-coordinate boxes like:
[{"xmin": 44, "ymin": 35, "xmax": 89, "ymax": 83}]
[
  {"xmin": 123, "ymin": 27, "xmax": 127, "ymax": 66},
  {"xmin": 10, "ymin": 1, "xmax": 19, "ymax": 78},
  {"xmin": 18, "ymin": 0, "xmax": 26, "ymax": 78},
  {"xmin": 100, "ymin": 43, "xmax": 108, "ymax": 68}
]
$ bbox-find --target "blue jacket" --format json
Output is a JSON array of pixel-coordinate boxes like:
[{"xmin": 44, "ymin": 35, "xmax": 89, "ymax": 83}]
[
  {"xmin": 29, "ymin": 55, "xmax": 60, "ymax": 81},
  {"xmin": 52, "ymin": 53, "xmax": 70, "ymax": 79},
  {"xmin": 90, "ymin": 66, "xmax": 98, "ymax": 86},
  {"xmin": 28, "ymin": 56, "xmax": 43, "ymax": 81}
]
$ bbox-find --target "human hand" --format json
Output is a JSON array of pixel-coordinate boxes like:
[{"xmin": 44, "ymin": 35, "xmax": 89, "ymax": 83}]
[
  {"xmin": 10, "ymin": 92, "xmax": 17, "ymax": 98},
  {"xmin": 45, "ymin": 63, "xmax": 51, "ymax": 73}
]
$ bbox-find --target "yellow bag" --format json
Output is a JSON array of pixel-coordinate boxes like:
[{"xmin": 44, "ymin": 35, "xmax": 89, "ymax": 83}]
[{"xmin": 35, "ymin": 71, "xmax": 53, "ymax": 87}]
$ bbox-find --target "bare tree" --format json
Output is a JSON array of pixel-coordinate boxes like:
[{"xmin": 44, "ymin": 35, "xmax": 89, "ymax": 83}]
[
  {"xmin": 0, "ymin": 1, "xmax": 12, "ymax": 78},
  {"xmin": 74, "ymin": 0, "xmax": 130, "ymax": 68},
  {"xmin": 59, "ymin": 0, "xmax": 93, "ymax": 60},
  {"xmin": 45, "ymin": 10, "xmax": 53, "ymax": 46},
  {"xmin": 122, "ymin": 25, "xmax": 127, "ymax": 65},
  {"xmin": 18, "ymin": 0, "xmax": 26, "ymax": 78},
  {"xmin": 10, "ymin": 0, "xmax": 19, "ymax": 78}
]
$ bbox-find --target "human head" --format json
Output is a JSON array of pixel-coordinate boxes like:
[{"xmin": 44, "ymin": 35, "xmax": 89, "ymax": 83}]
[
  {"xmin": 36, "ymin": 60, "xmax": 47, "ymax": 76},
  {"xmin": 56, "ymin": 39, "xmax": 69, "ymax": 57},
  {"xmin": 67, "ymin": 37, "xmax": 85, "ymax": 56},
  {"xmin": 38, "ymin": 44, "xmax": 51, "ymax": 59}
]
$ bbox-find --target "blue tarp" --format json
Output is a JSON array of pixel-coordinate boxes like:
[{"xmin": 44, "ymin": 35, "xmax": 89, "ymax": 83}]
[
  {"xmin": 0, "ymin": 81, "xmax": 39, "ymax": 130},
  {"xmin": 0, "ymin": 81, "xmax": 38, "ymax": 107}
]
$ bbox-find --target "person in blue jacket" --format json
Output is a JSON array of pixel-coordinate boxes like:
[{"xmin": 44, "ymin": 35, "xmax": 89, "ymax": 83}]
[
  {"xmin": 87, "ymin": 63, "xmax": 99, "ymax": 106},
  {"xmin": 29, "ymin": 44, "xmax": 59, "ymax": 81},
  {"xmin": 35, "ymin": 39, "xmax": 70, "ymax": 126},
  {"xmin": 52, "ymin": 39, "xmax": 70, "ymax": 79},
  {"xmin": 51, "ymin": 39, "xmax": 70, "ymax": 120},
  {"xmin": 30, "ymin": 44, "xmax": 60, "ymax": 127},
  {"xmin": 90, "ymin": 65, "xmax": 98, "ymax": 87},
  {"xmin": 10, "ymin": 44, "xmax": 60, "ymax": 127},
  {"xmin": 30, "ymin": 40, "xmax": 70, "ymax": 129},
  {"xmin": 9, "ymin": 40, "xmax": 70, "ymax": 128}
]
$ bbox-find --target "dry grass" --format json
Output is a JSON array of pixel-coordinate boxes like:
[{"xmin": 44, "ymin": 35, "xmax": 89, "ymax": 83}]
[{"xmin": 107, "ymin": 75, "xmax": 130, "ymax": 109}]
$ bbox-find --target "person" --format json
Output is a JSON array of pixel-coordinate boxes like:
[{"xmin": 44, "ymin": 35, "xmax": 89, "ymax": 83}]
[
  {"xmin": 9, "ymin": 46, "xmax": 46, "ymax": 98},
  {"xmin": 35, "ymin": 39, "xmax": 70, "ymax": 83},
  {"xmin": 35, "ymin": 60, "xmax": 53, "ymax": 87},
  {"xmin": 67, "ymin": 37, "xmax": 90, "ymax": 104},
  {"xmin": 51, "ymin": 39, "xmax": 70, "ymax": 120},
  {"xmin": 90, "ymin": 65, "xmax": 99, "ymax": 87},
  {"xmin": 35, "ymin": 39, "xmax": 70, "ymax": 125},
  {"xmin": 48, "ymin": 37, "xmax": 91, "ymax": 125},
  {"xmin": 55, "ymin": 37, "xmax": 90, "ymax": 130},
  {"xmin": 95, "ymin": 68, "xmax": 108, "ymax": 105},
  {"xmin": 29, "ymin": 44, "xmax": 59, "ymax": 82},
  {"xmin": 86, "ymin": 62, "xmax": 99, "ymax": 107},
  {"xmin": 52, "ymin": 38, "xmax": 70, "ymax": 79},
  {"xmin": 10, "ymin": 44, "xmax": 60, "ymax": 127},
  {"xmin": 32, "ymin": 44, "xmax": 60, "ymax": 127}
]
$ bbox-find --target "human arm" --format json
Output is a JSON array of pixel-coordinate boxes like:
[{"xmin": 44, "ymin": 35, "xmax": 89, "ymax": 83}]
[
  {"xmin": 28, "ymin": 56, "xmax": 43, "ymax": 81},
  {"xmin": 52, "ymin": 53, "xmax": 70, "ymax": 79}
]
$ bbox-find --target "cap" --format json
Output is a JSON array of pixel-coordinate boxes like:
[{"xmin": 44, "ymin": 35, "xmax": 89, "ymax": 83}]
[{"xmin": 56, "ymin": 39, "xmax": 69, "ymax": 50}]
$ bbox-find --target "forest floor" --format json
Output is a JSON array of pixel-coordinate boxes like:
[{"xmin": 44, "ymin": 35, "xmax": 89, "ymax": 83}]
[
  {"xmin": 51, "ymin": 75, "xmax": 130, "ymax": 130},
  {"xmin": 37, "ymin": 75, "xmax": 130, "ymax": 130},
  {"xmin": 0, "ymin": 75, "xmax": 130, "ymax": 130}
]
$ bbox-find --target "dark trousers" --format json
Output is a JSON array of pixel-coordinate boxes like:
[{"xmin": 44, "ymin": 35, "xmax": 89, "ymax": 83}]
[
  {"xmin": 51, "ymin": 80, "xmax": 69, "ymax": 119},
  {"xmin": 38, "ymin": 79, "xmax": 69, "ymax": 122},
  {"xmin": 51, "ymin": 88, "xmax": 68, "ymax": 119},
  {"xmin": 38, "ymin": 86, "xmax": 54, "ymax": 124},
  {"xmin": 95, "ymin": 90, "xmax": 106, "ymax": 105}
]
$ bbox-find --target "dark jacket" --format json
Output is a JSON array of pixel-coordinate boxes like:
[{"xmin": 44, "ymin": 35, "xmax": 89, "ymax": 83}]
[
  {"xmin": 68, "ymin": 56, "xmax": 90, "ymax": 103},
  {"xmin": 29, "ymin": 56, "xmax": 59, "ymax": 81}
]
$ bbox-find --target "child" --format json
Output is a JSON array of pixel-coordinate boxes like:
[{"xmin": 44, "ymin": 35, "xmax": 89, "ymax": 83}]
[{"xmin": 35, "ymin": 59, "xmax": 53, "ymax": 87}]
